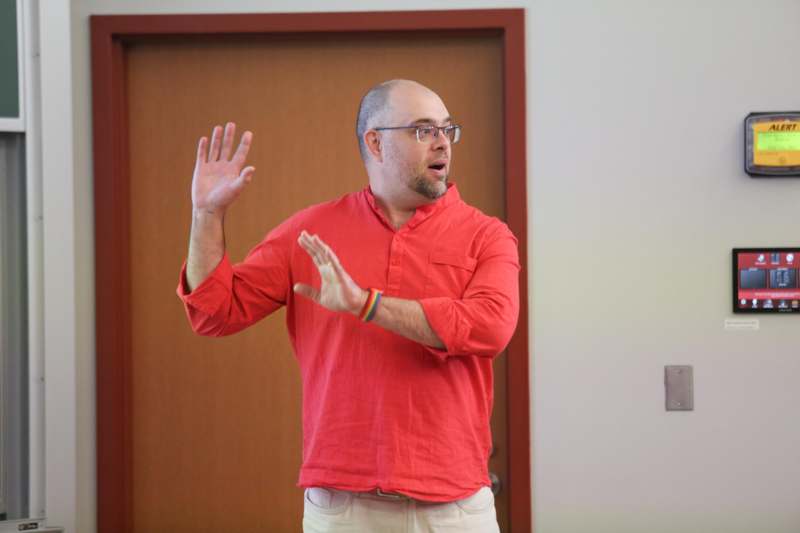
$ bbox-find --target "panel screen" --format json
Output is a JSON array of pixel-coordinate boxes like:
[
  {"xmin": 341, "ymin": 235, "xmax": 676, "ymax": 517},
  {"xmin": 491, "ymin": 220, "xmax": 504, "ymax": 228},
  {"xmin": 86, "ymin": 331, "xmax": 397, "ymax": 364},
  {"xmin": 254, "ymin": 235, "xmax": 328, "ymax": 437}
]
[{"xmin": 733, "ymin": 248, "xmax": 800, "ymax": 313}]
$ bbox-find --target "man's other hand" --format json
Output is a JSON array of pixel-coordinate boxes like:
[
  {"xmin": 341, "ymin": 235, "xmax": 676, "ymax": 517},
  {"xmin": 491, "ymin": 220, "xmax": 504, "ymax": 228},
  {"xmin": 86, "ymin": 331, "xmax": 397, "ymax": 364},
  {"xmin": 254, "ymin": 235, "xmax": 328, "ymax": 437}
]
[
  {"xmin": 192, "ymin": 122, "xmax": 255, "ymax": 216},
  {"xmin": 294, "ymin": 231, "xmax": 368, "ymax": 315}
]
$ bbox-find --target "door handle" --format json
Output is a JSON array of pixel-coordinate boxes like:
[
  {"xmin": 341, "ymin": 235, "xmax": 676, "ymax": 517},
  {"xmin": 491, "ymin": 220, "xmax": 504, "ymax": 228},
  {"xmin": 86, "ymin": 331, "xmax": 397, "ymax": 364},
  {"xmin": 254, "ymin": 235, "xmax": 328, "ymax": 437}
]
[{"xmin": 489, "ymin": 471, "xmax": 502, "ymax": 495}]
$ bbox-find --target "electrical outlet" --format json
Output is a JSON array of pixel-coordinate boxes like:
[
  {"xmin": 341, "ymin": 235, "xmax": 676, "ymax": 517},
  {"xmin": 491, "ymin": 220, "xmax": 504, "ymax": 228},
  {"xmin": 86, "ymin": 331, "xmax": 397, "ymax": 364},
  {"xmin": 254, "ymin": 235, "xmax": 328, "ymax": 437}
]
[{"xmin": 665, "ymin": 365, "xmax": 693, "ymax": 411}]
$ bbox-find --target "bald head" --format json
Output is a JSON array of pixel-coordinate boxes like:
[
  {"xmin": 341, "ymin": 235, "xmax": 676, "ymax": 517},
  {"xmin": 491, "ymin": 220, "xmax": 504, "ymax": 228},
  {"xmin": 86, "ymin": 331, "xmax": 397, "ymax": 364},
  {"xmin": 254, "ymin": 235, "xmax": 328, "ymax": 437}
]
[{"xmin": 355, "ymin": 79, "xmax": 440, "ymax": 161}]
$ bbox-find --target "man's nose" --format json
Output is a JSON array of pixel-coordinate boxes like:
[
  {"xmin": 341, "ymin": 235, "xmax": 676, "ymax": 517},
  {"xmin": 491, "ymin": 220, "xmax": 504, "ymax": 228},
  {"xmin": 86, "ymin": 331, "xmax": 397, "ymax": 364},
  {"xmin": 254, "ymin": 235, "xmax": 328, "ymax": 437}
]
[{"xmin": 431, "ymin": 128, "xmax": 451, "ymax": 150}]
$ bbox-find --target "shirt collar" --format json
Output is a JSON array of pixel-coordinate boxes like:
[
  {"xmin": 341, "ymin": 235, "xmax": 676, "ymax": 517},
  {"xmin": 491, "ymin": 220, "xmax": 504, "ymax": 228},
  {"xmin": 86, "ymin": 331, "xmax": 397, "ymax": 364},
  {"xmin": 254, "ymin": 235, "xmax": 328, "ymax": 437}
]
[{"xmin": 363, "ymin": 183, "xmax": 461, "ymax": 231}]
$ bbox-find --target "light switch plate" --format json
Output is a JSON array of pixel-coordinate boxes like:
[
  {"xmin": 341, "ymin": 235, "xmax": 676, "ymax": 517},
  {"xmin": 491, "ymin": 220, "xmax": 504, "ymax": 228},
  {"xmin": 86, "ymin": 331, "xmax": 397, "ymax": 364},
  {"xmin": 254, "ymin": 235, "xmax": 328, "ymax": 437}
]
[{"xmin": 665, "ymin": 365, "xmax": 693, "ymax": 411}]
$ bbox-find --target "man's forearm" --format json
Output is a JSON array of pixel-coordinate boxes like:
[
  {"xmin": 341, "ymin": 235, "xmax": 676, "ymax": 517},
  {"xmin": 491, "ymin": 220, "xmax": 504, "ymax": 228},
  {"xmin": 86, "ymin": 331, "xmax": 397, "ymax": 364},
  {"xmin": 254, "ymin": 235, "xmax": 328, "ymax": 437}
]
[
  {"xmin": 292, "ymin": 232, "xmax": 445, "ymax": 349},
  {"xmin": 186, "ymin": 209, "xmax": 226, "ymax": 291},
  {"xmin": 369, "ymin": 295, "xmax": 445, "ymax": 349}
]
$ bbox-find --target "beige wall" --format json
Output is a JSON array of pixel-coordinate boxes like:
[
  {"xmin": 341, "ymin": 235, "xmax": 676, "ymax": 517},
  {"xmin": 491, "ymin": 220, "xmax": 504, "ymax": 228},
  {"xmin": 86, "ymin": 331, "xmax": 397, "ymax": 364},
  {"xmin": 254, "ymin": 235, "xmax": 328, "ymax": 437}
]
[{"xmin": 37, "ymin": 0, "xmax": 800, "ymax": 532}]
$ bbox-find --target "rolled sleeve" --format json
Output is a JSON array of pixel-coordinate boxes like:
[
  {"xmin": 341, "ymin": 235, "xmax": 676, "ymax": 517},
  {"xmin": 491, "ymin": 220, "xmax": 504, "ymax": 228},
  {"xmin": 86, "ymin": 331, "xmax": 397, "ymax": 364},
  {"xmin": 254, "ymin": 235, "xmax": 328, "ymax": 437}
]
[
  {"xmin": 176, "ymin": 225, "xmax": 292, "ymax": 336},
  {"xmin": 419, "ymin": 228, "xmax": 520, "ymax": 362},
  {"xmin": 418, "ymin": 297, "xmax": 473, "ymax": 361},
  {"xmin": 177, "ymin": 253, "xmax": 234, "ymax": 317}
]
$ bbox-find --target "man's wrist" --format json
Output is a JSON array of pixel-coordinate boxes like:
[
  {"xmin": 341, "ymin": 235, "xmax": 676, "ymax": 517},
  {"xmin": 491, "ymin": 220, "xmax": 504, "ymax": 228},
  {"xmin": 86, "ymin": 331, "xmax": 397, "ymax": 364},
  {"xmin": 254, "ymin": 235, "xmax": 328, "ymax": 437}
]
[
  {"xmin": 192, "ymin": 206, "xmax": 225, "ymax": 224},
  {"xmin": 357, "ymin": 288, "xmax": 383, "ymax": 322},
  {"xmin": 353, "ymin": 288, "xmax": 369, "ymax": 316}
]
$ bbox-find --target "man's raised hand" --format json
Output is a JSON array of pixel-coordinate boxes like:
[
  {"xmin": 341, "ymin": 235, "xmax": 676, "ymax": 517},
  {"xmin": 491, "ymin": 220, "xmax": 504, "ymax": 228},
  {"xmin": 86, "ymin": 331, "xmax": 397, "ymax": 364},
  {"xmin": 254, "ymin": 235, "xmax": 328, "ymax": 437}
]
[
  {"xmin": 192, "ymin": 122, "xmax": 255, "ymax": 215},
  {"xmin": 293, "ymin": 231, "xmax": 368, "ymax": 315}
]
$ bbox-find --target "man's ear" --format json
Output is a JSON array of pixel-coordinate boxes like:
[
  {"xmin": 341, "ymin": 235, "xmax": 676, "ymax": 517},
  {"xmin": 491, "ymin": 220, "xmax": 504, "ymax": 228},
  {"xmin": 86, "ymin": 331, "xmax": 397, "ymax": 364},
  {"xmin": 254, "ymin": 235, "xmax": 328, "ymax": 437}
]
[{"xmin": 365, "ymin": 131, "xmax": 383, "ymax": 163}]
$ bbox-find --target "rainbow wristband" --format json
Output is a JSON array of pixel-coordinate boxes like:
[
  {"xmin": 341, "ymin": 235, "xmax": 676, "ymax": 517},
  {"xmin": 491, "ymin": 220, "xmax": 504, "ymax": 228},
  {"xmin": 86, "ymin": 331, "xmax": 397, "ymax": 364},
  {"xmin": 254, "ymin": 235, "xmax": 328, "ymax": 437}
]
[{"xmin": 358, "ymin": 288, "xmax": 382, "ymax": 322}]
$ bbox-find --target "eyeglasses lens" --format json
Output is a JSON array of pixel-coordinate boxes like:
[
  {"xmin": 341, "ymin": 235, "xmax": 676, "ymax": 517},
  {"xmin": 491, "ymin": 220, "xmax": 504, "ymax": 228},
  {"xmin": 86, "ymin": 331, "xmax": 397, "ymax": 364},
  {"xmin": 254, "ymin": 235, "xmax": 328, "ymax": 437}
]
[{"xmin": 416, "ymin": 126, "xmax": 460, "ymax": 144}]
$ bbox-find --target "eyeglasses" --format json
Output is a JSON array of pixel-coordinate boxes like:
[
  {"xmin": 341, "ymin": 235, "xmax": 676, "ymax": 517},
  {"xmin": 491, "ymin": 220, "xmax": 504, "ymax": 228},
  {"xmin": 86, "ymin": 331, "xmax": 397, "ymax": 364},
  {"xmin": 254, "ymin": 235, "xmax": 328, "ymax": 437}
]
[{"xmin": 373, "ymin": 124, "xmax": 462, "ymax": 144}]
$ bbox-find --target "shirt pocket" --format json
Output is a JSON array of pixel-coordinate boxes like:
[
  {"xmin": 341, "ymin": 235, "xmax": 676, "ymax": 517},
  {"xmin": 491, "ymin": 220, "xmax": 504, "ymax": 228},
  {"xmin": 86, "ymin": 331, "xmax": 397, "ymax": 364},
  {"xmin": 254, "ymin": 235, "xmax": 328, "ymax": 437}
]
[{"xmin": 424, "ymin": 251, "xmax": 478, "ymax": 298}]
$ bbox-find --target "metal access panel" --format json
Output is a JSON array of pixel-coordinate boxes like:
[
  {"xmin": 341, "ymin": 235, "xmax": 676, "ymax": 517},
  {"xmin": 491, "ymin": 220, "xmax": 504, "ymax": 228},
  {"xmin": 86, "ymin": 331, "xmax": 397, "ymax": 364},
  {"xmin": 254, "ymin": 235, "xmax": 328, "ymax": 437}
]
[{"xmin": 665, "ymin": 365, "xmax": 694, "ymax": 411}]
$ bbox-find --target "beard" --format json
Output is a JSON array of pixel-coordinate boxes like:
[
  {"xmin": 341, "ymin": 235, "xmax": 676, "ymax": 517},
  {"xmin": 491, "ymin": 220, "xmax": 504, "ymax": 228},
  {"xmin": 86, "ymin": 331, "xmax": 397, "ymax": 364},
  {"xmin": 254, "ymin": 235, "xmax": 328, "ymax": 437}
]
[
  {"xmin": 410, "ymin": 169, "xmax": 448, "ymax": 200},
  {"xmin": 382, "ymin": 143, "xmax": 450, "ymax": 201}
]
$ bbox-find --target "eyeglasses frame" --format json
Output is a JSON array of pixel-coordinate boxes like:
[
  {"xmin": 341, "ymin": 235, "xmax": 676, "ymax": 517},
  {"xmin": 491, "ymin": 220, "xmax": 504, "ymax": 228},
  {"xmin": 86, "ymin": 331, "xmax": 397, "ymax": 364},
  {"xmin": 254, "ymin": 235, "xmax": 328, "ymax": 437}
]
[{"xmin": 373, "ymin": 124, "xmax": 462, "ymax": 144}]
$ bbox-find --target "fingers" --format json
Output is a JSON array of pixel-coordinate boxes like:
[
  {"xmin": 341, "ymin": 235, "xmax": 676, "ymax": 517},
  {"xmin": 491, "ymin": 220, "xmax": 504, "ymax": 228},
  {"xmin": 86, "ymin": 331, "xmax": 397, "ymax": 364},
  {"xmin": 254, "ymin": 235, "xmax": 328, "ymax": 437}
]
[
  {"xmin": 319, "ymin": 241, "xmax": 351, "ymax": 285},
  {"xmin": 232, "ymin": 130, "xmax": 253, "ymax": 165},
  {"xmin": 298, "ymin": 230, "xmax": 339, "ymax": 269},
  {"xmin": 201, "ymin": 123, "xmax": 251, "ymax": 165},
  {"xmin": 196, "ymin": 136, "xmax": 208, "ymax": 165},
  {"xmin": 220, "ymin": 122, "xmax": 236, "ymax": 161},
  {"xmin": 313, "ymin": 235, "xmax": 338, "ymax": 266},
  {"xmin": 295, "ymin": 233, "xmax": 359, "ymax": 313},
  {"xmin": 328, "ymin": 251, "xmax": 348, "ymax": 279},
  {"xmin": 298, "ymin": 231, "xmax": 325, "ymax": 266},
  {"xmin": 207, "ymin": 125, "xmax": 223, "ymax": 162}
]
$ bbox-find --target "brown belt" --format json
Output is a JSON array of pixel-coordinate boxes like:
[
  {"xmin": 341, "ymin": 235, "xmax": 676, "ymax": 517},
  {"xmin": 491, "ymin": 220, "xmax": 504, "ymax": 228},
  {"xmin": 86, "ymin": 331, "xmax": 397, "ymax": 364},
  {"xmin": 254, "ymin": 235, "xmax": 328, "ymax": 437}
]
[
  {"xmin": 360, "ymin": 487, "xmax": 411, "ymax": 501},
  {"xmin": 357, "ymin": 488, "xmax": 446, "ymax": 505}
]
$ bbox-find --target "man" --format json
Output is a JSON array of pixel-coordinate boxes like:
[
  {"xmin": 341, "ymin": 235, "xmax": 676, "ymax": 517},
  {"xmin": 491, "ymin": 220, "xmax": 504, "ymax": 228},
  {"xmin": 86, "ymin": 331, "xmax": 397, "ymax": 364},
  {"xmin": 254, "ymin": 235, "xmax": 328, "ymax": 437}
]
[{"xmin": 177, "ymin": 79, "xmax": 519, "ymax": 532}]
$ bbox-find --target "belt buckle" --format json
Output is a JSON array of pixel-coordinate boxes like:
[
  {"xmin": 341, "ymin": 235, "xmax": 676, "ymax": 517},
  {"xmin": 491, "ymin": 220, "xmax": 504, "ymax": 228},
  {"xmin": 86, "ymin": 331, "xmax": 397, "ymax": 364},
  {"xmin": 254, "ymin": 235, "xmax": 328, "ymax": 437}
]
[{"xmin": 375, "ymin": 487, "xmax": 408, "ymax": 500}]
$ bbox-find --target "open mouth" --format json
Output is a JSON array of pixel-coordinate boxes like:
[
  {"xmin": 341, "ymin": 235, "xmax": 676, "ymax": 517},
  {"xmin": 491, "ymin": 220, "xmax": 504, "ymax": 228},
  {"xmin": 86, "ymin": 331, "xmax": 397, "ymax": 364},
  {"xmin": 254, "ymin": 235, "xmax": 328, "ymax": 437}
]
[{"xmin": 428, "ymin": 163, "xmax": 446, "ymax": 171}]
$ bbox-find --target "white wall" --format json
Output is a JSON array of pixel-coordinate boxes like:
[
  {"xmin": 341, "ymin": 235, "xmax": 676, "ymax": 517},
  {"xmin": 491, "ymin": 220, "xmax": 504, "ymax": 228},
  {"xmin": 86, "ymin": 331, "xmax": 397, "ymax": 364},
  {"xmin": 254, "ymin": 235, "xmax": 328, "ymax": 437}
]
[
  {"xmin": 530, "ymin": 2, "xmax": 800, "ymax": 532},
  {"xmin": 44, "ymin": 0, "xmax": 800, "ymax": 532}
]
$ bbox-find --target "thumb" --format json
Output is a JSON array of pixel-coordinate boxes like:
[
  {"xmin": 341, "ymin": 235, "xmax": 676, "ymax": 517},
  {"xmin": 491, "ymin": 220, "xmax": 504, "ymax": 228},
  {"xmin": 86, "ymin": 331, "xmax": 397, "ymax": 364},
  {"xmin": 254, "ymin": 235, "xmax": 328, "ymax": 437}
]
[
  {"xmin": 293, "ymin": 283, "xmax": 319, "ymax": 303},
  {"xmin": 230, "ymin": 166, "xmax": 255, "ymax": 193}
]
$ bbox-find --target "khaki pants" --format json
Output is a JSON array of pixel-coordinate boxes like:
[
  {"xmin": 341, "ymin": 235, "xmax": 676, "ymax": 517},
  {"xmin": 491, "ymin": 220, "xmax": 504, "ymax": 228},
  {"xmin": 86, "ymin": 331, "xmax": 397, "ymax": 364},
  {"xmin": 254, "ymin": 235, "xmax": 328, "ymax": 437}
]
[{"xmin": 302, "ymin": 486, "xmax": 501, "ymax": 533}]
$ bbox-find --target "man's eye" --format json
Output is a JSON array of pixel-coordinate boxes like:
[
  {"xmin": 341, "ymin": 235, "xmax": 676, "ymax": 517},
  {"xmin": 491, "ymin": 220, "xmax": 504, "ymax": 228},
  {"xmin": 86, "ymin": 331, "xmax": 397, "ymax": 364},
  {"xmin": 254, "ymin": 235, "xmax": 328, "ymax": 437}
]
[{"xmin": 417, "ymin": 126, "xmax": 435, "ymax": 136}]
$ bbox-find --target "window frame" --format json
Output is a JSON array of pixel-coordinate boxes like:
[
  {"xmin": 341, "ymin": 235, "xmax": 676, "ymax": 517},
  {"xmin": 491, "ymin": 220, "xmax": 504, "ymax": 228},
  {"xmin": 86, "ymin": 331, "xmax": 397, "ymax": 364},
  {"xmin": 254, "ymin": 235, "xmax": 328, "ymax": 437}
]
[{"xmin": 0, "ymin": 0, "xmax": 46, "ymax": 530}]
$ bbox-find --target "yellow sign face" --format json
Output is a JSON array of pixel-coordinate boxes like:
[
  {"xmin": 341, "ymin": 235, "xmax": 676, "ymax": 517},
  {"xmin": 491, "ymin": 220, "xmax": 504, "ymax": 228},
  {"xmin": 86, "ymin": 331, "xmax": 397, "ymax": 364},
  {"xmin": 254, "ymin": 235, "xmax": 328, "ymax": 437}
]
[{"xmin": 752, "ymin": 120, "xmax": 800, "ymax": 167}]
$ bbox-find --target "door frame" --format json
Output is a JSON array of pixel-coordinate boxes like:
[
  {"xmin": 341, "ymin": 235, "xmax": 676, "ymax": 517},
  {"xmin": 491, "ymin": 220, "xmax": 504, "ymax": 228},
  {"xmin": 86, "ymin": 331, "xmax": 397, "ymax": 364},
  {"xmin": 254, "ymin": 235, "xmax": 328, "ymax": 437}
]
[{"xmin": 91, "ymin": 9, "xmax": 530, "ymax": 533}]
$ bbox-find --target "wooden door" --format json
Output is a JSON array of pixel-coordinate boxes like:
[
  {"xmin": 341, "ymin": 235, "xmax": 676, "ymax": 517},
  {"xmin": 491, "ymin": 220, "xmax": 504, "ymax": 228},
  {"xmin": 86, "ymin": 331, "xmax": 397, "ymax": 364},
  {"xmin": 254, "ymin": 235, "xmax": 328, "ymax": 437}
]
[{"xmin": 122, "ymin": 30, "xmax": 510, "ymax": 533}]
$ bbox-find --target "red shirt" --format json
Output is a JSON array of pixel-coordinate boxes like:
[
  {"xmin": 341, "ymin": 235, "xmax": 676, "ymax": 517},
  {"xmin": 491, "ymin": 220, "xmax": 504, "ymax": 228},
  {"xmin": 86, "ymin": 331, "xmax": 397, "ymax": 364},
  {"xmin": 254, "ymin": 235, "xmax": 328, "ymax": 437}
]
[{"xmin": 177, "ymin": 184, "xmax": 519, "ymax": 501}]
